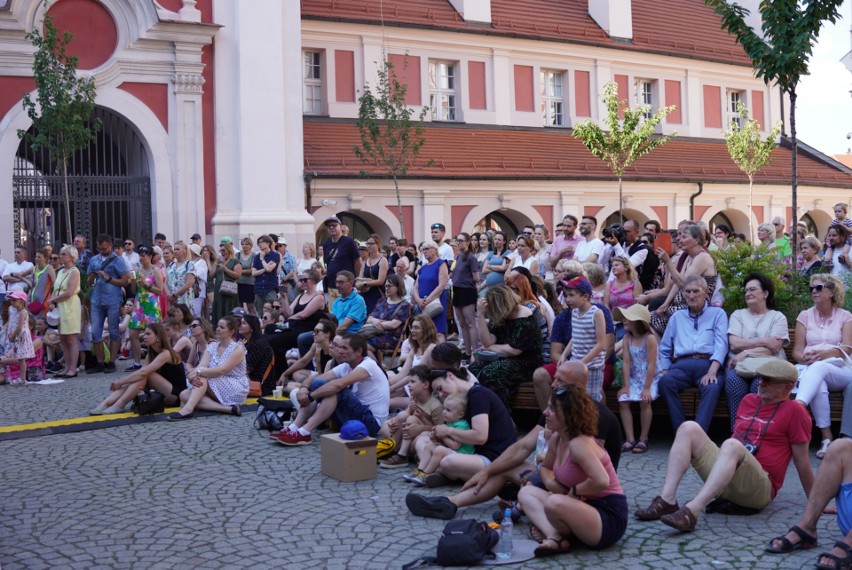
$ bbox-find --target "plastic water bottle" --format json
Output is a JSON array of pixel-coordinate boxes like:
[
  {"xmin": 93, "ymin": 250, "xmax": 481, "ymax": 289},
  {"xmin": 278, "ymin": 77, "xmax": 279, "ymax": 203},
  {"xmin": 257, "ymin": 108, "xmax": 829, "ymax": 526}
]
[
  {"xmin": 497, "ymin": 508, "xmax": 513, "ymax": 559},
  {"xmin": 534, "ymin": 429, "xmax": 547, "ymax": 465}
]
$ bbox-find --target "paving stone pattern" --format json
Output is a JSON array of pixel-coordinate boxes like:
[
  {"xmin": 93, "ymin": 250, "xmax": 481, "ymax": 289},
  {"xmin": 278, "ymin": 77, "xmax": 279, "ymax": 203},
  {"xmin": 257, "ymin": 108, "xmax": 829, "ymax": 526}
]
[{"xmin": 0, "ymin": 372, "xmax": 843, "ymax": 569}]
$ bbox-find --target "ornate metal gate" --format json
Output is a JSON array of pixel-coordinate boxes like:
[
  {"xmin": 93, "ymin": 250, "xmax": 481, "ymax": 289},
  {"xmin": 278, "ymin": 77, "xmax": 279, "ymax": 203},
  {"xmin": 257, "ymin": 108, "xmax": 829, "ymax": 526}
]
[{"xmin": 12, "ymin": 107, "xmax": 152, "ymax": 254}]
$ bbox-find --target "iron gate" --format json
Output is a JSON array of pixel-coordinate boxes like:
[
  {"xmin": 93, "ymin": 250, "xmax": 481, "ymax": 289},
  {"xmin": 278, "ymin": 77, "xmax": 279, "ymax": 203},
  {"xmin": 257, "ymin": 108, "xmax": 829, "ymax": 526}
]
[{"xmin": 12, "ymin": 106, "xmax": 152, "ymax": 255}]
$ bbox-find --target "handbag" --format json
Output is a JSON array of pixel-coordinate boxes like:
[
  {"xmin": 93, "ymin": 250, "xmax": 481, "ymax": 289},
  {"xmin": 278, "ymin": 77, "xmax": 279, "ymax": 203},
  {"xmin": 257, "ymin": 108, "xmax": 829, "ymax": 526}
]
[
  {"xmin": 254, "ymin": 397, "xmax": 295, "ymax": 432},
  {"xmin": 219, "ymin": 280, "xmax": 238, "ymax": 296},
  {"xmin": 248, "ymin": 357, "xmax": 274, "ymax": 398},
  {"xmin": 131, "ymin": 389, "xmax": 166, "ymax": 415},
  {"xmin": 734, "ymin": 355, "xmax": 780, "ymax": 379},
  {"xmin": 359, "ymin": 324, "xmax": 383, "ymax": 339},
  {"xmin": 422, "ymin": 299, "xmax": 444, "ymax": 320}
]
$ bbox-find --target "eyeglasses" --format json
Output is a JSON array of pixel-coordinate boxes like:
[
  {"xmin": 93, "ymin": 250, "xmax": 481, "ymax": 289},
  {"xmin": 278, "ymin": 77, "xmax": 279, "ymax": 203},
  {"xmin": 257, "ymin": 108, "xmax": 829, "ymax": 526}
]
[
  {"xmin": 189, "ymin": 323, "xmax": 200, "ymax": 329},
  {"xmin": 313, "ymin": 328, "xmax": 326, "ymax": 334},
  {"xmin": 298, "ymin": 278, "xmax": 310, "ymax": 282},
  {"xmin": 51, "ymin": 256, "xmax": 59, "ymax": 260},
  {"xmin": 366, "ymin": 241, "xmax": 376, "ymax": 246},
  {"xmin": 744, "ymin": 287, "xmax": 762, "ymax": 293},
  {"xmin": 809, "ymin": 284, "xmax": 828, "ymax": 292},
  {"xmin": 331, "ymin": 342, "xmax": 345, "ymax": 349},
  {"xmin": 272, "ymin": 304, "xmax": 282, "ymax": 309}
]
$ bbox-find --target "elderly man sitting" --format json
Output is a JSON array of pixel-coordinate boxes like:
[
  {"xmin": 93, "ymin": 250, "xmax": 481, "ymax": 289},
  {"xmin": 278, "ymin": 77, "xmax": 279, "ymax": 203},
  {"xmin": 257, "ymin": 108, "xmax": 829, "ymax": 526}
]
[
  {"xmin": 636, "ymin": 360, "xmax": 814, "ymax": 533},
  {"xmin": 657, "ymin": 274, "xmax": 728, "ymax": 433},
  {"xmin": 393, "ymin": 257, "xmax": 416, "ymax": 303}
]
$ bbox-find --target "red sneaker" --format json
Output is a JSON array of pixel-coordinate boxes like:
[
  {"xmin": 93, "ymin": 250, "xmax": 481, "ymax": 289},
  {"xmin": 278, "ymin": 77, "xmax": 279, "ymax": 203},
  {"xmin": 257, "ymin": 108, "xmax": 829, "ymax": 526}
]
[{"xmin": 274, "ymin": 430, "xmax": 312, "ymax": 446}]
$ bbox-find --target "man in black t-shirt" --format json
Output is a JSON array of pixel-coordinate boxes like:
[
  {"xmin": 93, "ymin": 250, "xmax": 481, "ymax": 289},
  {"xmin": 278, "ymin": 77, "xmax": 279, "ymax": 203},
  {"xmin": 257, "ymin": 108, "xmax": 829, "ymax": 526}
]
[
  {"xmin": 406, "ymin": 361, "xmax": 621, "ymax": 520},
  {"xmin": 321, "ymin": 216, "xmax": 361, "ymax": 310}
]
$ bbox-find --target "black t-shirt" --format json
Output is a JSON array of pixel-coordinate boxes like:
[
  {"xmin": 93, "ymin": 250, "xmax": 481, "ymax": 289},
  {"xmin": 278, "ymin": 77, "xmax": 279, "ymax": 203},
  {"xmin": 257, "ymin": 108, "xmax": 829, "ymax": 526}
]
[
  {"xmin": 323, "ymin": 236, "xmax": 359, "ymax": 288},
  {"xmin": 467, "ymin": 384, "xmax": 517, "ymax": 461},
  {"xmin": 536, "ymin": 400, "xmax": 622, "ymax": 471}
]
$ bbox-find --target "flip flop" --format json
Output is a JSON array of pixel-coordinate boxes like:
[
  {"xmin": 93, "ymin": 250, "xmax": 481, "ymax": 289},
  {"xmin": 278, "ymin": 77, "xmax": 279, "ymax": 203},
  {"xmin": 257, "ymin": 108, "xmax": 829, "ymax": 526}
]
[
  {"xmin": 817, "ymin": 439, "xmax": 832, "ymax": 460},
  {"xmin": 766, "ymin": 525, "xmax": 817, "ymax": 553},
  {"xmin": 621, "ymin": 440, "xmax": 636, "ymax": 452},
  {"xmin": 534, "ymin": 537, "xmax": 571, "ymax": 558},
  {"xmin": 633, "ymin": 440, "xmax": 649, "ymax": 454}
]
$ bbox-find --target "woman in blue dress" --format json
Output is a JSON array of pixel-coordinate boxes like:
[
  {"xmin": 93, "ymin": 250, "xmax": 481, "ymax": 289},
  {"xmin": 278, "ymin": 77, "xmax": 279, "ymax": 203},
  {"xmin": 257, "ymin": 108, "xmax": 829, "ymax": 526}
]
[
  {"xmin": 480, "ymin": 231, "xmax": 510, "ymax": 294},
  {"xmin": 412, "ymin": 240, "xmax": 449, "ymax": 336}
]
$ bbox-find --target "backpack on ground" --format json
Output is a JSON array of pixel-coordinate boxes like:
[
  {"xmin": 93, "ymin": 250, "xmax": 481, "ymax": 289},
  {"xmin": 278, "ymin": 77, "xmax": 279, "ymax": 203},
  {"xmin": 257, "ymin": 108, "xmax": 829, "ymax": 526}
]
[
  {"xmin": 253, "ymin": 397, "xmax": 295, "ymax": 433},
  {"xmin": 403, "ymin": 519, "xmax": 498, "ymax": 568}
]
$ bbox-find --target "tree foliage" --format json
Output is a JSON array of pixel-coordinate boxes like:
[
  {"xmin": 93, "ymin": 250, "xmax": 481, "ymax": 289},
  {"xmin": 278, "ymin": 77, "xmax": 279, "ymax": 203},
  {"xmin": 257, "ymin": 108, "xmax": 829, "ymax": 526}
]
[
  {"xmin": 722, "ymin": 102, "xmax": 782, "ymax": 238},
  {"xmin": 704, "ymin": 0, "xmax": 844, "ymax": 264},
  {"xmin": 18, "ymin": 9, "xmax": 100, "ymax": 244},
  {"xmin": 573, "ymin": 82, "xmax": 676, "ymax": 222},
  {"xmin": 353, "ymin": 57, "xmax": 430, "ymax": 239}
]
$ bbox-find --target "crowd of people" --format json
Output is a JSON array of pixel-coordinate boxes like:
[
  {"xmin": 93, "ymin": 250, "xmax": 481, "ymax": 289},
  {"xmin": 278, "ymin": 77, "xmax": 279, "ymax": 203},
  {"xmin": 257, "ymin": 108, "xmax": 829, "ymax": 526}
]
[{"xmin": 1, "ymin": 207, "xmax": 851, "ymax": 564}]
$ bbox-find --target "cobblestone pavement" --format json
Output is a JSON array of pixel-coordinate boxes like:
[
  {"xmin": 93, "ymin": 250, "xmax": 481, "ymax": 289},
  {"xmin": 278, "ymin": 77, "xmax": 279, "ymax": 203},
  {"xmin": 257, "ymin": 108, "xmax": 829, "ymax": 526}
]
[{"xmin": 0, "ymin": 372, "xmax": 842, "ymax": 569}]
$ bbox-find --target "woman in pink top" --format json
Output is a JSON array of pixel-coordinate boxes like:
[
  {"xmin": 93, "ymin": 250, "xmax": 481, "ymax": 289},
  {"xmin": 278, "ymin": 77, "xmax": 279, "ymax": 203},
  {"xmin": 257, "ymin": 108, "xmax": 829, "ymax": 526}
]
[
  {"xmin": 792, "ymin": 273, "xmax": 852, "ymax": 459},
  {"xmin": 519, "ymin": 385, "xmax": 627, "ymax": 557},
  {"xmin": 605, "ymin": 256, "xmax": 642, "ymax": 342}
]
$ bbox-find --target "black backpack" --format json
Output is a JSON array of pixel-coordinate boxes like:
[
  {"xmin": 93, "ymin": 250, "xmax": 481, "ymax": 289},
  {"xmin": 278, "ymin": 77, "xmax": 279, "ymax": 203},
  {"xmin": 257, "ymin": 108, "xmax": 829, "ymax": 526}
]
[
  {"xmin": 403, "ymin": 519, "xmax": 498, "ymax": 568},
  {"xmin": 131, "ymin": 389, "xmax": 165, "ymax": 415},
  {"xmin": 253, "ymin": 397, "xmax": 295, "ymax": 433}
]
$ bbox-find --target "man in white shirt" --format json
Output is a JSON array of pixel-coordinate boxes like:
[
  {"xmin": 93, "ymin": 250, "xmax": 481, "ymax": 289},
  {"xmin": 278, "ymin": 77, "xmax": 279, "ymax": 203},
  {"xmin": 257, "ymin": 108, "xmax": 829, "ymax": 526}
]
[
  {"xmin": 122, "ymin": 238, "xmax": 141, "ymax": 271},
  {"xmin": 431, "ymin": 223, "xmax": 455, "ymax": 263},
  {"xmin": 188, "ymin": 243, "xmax": 208, "ymax": 316},
  {"xmin": 394, "ymin": 257, "xmax": 416, "ymax": 302},
  {"xmin": 574, "ymin": 216, "xmax": 605, "ymax": 264},
  {"xmin": 274, "ymin": 333, "xmax": 390, "ymax": 445},
  {"xmin": 2, "ymin": 246, "xmax": 34, "ymax": 294}
]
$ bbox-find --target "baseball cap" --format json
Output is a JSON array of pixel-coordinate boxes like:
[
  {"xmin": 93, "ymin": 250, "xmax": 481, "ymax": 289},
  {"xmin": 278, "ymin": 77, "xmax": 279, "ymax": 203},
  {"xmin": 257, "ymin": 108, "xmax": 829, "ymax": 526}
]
[
  {"xmin": 220, "ymin": 236, "xmax": 233, "ymax": 245},
  {"xmin": 560, "ymin": 276, "xmax": 592, "ymax": 297},
  {"xmin": 339, "ymin": 420, "xmax": 369, "ymax": 440},
  {"xmin": 324, "ymin": 216, "xmax": 342, "ymax": 226},
  {"xmin": 190, "ymin": 233, "xmax": 202, "ymax": 240}
]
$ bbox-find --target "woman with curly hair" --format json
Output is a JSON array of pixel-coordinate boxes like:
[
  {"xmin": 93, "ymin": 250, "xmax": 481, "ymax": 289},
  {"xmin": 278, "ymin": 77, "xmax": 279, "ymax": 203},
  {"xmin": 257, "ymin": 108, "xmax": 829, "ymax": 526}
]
[{"xmin": 519, "ymin": 384, "xmax": 627, "ymax": 557}]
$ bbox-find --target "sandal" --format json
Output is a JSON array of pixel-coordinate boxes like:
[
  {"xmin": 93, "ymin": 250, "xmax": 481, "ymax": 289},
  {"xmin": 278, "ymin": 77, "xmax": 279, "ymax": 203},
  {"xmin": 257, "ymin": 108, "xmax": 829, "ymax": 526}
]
[
  {"xmin": 534, "ymin": 537, "xmax": 571, "ymax": 558},
  {"xmin": 621, "ymin": 440, "xmax": 636, "ymax": 452},
  {"xmin": 816, "ymin": 540, "xmax": 852, "ymax": 570},
  {"xmin": 766, "ymin": 525, "xmax": 818, "ymax": 553},
  {"xmin": 633, "ymin": 440, "xmax": 648, "ymax": 454},
  {"xmin": 817, "ymin": 439, "xmax": 832, "ymax": 460},
  {"xmin": 529, "ymin": 525, "xmax": 546, "ymax": 542},
  {"xmin": 660, "ymin": 506, "xmax": 698, "ymax": 532}
]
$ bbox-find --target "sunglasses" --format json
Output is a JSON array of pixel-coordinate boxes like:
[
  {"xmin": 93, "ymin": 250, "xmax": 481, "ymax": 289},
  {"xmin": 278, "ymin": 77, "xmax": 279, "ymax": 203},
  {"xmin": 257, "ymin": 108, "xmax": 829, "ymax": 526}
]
[
  {"xmin": 51, "ymin": 256, "xmax": 59, "ymax": 260},
  {"xmin": 431, "ymin": 224, "xmax": 444, "ymax": 230},
  {"xmin": 298, "ymin": 278, "xmax": 310, "ymax": 282},
  {"xmin": 809, "ymin": 284, "xmax": 829, "ymax": 292},
  {"xmin": 125, "ymin": 242, "xmax": 133, "ymax": 246},
  {"xmin": 313, "ymin": 328, "xmax": 326, "ymax": 334},
  {"xmin": 272, "ymin": 304, "xmax": 282, "ymax": 309},
  {"xmin": 189, "ymin": 323, "xmax": 200, "ymax": 329}
]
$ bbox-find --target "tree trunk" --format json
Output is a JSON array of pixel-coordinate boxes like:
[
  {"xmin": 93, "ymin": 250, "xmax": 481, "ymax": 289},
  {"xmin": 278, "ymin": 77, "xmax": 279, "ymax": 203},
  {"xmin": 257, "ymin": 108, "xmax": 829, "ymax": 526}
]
[
  {"xmin": 393, "ymin": 173, "xmax": 405, "ymax": 240},
  {"xmin": 61, "ymin": 157, "xmax": 73, "ymax": 245},
  {"xmin": 748, "ymin": 174, "xmax": 754, "ymax": 241},
  {"xmin": 789, "ymin": 89, "xmax": 798, "ymax": 271},
  {"xmin": 618, "ymin": 176, "xmax": 624, "ymax": 224}
]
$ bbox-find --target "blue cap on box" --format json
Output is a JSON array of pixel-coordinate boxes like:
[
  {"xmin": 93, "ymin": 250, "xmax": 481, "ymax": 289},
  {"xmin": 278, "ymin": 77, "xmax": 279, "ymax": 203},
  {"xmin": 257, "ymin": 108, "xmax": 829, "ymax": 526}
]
[{"xmin": 339, "ymin": 420, "xmax": 369, "ymax": 440}]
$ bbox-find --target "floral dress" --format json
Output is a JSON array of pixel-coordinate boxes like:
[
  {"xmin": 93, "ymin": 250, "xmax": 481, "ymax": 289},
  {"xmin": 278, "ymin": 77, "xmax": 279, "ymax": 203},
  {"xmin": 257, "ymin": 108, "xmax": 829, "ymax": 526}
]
[
  {"xmin": 468, "ymin": 314, "xmax": 542, "ymax": 407},
  {"xmin": 167, "ymin": 260, "xmax": 195, "ymax": 308},
  {"xmin": 367, "ymin": 299, "xmax": 411, "ymax": 351},
  {"xmin": 130, "ymin": 269, "xmax": 163, "ymax": 329},
  {"xmin": 5, "ymin": 307, "xmax": 35, "ymax": 360},
  {"xmin": 206, "ymin": 340, "xmax": 249, "ymax": 406},
  {"xmin": 623, "ymin": 334, "xmax": 660, "ymax": 401}
]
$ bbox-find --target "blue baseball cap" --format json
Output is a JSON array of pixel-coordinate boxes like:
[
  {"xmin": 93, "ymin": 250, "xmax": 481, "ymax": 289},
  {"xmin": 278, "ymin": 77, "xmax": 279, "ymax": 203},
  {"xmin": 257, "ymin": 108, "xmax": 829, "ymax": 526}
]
[{"xmin": 339, "ymin": 420, "xmax": 369, "ymax": 440}]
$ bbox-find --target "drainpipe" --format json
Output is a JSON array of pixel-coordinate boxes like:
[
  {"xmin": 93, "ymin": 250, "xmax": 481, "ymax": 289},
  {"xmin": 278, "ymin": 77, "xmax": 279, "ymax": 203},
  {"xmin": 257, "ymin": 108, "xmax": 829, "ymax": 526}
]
[
  {"xmin": 689, "ymin": 181, "xmax": 704, "ymax": 221},
  {"xmin": 304, "ymin": 172, "xmax": 315, "ymax": 213}
]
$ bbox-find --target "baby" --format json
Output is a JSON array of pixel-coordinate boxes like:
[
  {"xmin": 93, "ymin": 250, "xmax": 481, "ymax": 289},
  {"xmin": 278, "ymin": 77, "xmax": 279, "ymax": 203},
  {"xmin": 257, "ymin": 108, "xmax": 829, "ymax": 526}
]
[{"xmin": 403, "ymin": 392, "xmax": 474, "ymax": 485}]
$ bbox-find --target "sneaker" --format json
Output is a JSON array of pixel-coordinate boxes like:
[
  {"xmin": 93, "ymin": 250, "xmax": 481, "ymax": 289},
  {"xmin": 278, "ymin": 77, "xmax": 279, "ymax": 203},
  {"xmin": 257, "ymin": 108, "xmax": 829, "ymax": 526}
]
[
  {"xmin": 101, "ymin": 406, "xmax": 124, "ymax": 415},
  {"xmin": 402, "ymin": 469, "xmax": 426, "ymax": 483},
  {"xmin": 126, "ymin": 363, "xmax": 142, "ymax": 371},
  {"xmin": 380, "ymin": 454, "xmax": 411, "ymax": 469},
  {"xmin": 103, "ymin": 362, "xmax": 117, "ymax": 374},
  {"xmin": 274, "ymin": 430, "xmax": 312, "ymax": 446},
  {"xmin": 117, "ymin": 352, "xmax": 130, "ymax": 361},
  {"xmin": 87, "ymin": 363, "xmax": 105, "ymax": 375},
  {"xmin": 89, "ymin": 406, "xmax": 108, "ymax": 416},
  {"xmin": 405, "ymin": 494, "xmax": 458, "ymax": 520}
]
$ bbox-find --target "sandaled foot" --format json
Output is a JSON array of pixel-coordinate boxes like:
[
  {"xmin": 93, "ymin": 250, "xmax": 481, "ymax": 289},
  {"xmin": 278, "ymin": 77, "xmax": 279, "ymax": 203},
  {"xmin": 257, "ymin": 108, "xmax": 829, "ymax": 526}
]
[
  {"xmin": 621, "ymin": 440, "xmax": 636, "ymax": 452},
  {"xmin": 817, "ymin": 439, "xmax": 832, "ymax": 460},
  {"xmin": 529, "ymin": 525, "xmax": 546, "ymax": 542},
  {"xmin": 534, "ymin": 537, "xmax": 571, "ymax": 558},
  {"xmin": 633, "ymin": 440, "xmax": 648, "ymax": 454},
  {"xmin": 660, "ymin": 506, "xmax": 698, "ymax": 533},
  {"xmin": 766, "ymin": 525, "xmax": 818, "ymax": 553},
  {"xmin": 816, "ymin": 541, "xmax": 852, "ymax": 570},
  {"xmin": 635, "ymin": 495, "xmax": 679, "ymax": 521}
]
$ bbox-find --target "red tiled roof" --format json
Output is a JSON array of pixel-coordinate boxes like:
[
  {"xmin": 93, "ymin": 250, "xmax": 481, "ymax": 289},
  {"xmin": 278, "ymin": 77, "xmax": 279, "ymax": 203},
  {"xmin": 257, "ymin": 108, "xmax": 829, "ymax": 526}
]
[
  {"xmin": 301, "ymin": 0, "xmax": 753, "ymax": 66},
  {"xmin": 303, "ymin": 119, "xmax": 852, "ymax": 188}
]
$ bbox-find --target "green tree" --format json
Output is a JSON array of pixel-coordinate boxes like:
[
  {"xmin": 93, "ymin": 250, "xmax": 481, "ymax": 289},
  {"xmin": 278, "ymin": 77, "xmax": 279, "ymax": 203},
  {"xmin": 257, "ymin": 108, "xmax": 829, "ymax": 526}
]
[
  {"xmin": 353, "ymin": 57, "xmax": 430, "ymax": 240},
  {"xmin": 573, "ymin": 82, "xmax": 676, "ymax": 223},
  {"xmin": 722, "ymin": 102, "xmax": 782, "ymax": 239},
  {"xmin": 18, "ymin": 10, "xmax": 100, "ymax": 245},
  {"xmin": 705, "ymin": 0, "xmax": 844, "ymax": 262}
]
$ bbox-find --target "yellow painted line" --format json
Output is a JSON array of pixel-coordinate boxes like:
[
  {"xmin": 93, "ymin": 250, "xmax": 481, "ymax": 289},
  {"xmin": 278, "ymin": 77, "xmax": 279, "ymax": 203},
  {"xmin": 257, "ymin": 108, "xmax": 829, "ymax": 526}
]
[{"xmin": 0, "ymin": 398, "xmax": 262, "ymax": 434}]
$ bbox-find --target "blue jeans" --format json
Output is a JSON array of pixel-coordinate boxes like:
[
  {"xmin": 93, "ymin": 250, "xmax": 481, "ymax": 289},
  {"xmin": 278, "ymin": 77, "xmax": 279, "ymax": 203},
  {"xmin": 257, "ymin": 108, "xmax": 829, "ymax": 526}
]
[
  {"xmin": 297, "ymin": 331, "xmax": 314, "ymax": 358},
  {"xmin": 90, "ymin": 301, "xmax": 121, "ymax": 342},
  {"xmin": 658, "ymin": 359, "xmax": 724, "ymax": 432},
  {"xmin": 309, "ymin": 379, "xmax": 380, "ymax": 436}
]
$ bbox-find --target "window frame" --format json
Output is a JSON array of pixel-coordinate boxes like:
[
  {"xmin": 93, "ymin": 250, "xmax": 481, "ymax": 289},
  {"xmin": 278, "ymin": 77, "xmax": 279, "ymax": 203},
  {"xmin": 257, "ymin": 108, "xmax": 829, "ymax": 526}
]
[
  {"xmin": 302, "ymin": 50, "xmax": 323, "ymax": 115},
  {"xmin": 428, "ymin": 60, "xmax": 458, "ymax": 122},
  {"xmin": 540, "ymin": 69, "xmax": 566, "ymax": 127}
]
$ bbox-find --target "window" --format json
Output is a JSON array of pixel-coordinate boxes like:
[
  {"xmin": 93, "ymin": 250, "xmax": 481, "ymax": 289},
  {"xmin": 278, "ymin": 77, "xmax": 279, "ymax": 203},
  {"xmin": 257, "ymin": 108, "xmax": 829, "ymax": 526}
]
[
  {"xmin": 429, "ymin": 61, "xmax": 456, "ymax": 121},
  {"xmin": 727, "ymin": 89, "xmax": 744, "ymax": 127},
  {"xmin": 540, "ymin": 70, "xmax": 564, "ymax": 126},
  {"xmin": 636, "ymin": 79, "xmax": 655, "ymax": 119},
  {"xmin": 303, "ymin": 51, "xmax": 322, "ymax": 115}
]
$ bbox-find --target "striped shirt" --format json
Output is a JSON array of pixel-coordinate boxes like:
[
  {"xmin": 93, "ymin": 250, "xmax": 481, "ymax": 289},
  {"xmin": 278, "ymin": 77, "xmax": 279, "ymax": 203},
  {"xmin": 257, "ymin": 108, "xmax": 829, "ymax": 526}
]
[{"xmin": 570, "ymin": 304, "xmax": 604, "ymax": 370}]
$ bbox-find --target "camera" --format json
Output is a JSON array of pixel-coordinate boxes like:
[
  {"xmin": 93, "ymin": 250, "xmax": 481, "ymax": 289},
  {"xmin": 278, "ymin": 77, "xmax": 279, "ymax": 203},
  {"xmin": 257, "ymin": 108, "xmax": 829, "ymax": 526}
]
[
  {"xmin": 743, "ymin": 442, "xmax": 759, "ymax": 455},
  {"xmin": 602, "ymin": 224, "xmax": 625, "ymax": 243}
]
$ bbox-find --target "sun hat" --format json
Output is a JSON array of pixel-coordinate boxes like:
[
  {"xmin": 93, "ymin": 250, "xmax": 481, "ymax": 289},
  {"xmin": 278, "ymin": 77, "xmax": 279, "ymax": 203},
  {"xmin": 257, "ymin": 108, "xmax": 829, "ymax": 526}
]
[
  {"xmin": 339, "ymin": 420, "xmax": 369, "ymax": 440},
  {"xmin": 189, "ymin": 243, "xmax": 202, "ymax": 256},
  {"xmin": 8, "ymin": 290, "xmax": 28, "ymax": 301},
  {"xmin": 756, "ymin": 359, "xmax": 798, "ymax": 383},
  {"xmin": 613, "ymin": 304, "xmax": 651, "ymax": 324}
]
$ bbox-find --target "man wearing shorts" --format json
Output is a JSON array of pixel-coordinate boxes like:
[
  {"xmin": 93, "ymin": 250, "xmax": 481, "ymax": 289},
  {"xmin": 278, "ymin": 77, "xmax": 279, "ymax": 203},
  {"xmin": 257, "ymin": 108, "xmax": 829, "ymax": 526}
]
[
  {"xmin": 406, "ymin": 361, "xmax": 620, "ymax": 520},
  {"xmin": 87, "ymin": 234, "xmax": 133, "ymax": 374},
  {"xmin": 765, "ymin": 438, "xmax": 852, "ymax": 568},
  {"xmin": 273, "ymin": 333, "xmax": 389, "ymax": 445},
  {"xmin": 635, "ymin": 359, "xmax": 814, "ymax": 532}
]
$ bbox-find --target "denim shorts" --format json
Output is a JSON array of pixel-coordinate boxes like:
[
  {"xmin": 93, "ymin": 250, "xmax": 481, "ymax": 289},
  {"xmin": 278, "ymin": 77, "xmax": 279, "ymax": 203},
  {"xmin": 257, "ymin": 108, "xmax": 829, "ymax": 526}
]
[
  {"xmin": 90, "ymin": 302, "xmax": 121, "ymax": 342},
  {"xmin": 309, "ymin": 379, "xmax": 380, "ymax": 436}
]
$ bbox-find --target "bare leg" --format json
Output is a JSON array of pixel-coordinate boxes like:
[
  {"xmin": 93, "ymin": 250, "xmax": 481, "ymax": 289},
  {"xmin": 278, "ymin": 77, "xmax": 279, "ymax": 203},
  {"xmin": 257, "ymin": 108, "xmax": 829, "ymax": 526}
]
[
  {"xmin": 19, "ymin": 360, "xmax": 27, "ymax": 383},
  {"xmin": 415, "ymin": 439, "xmax": 438, "ymax": 471},
  {"xmin": 619, "ymin": 402, "xmax": 636, "ymax": 443},
  {"xmin": 301, "ymin": 396, "xmax": 337, "ymax": 432},
  {"xmin": 129, "ymin": 329, "xmax": 142, "ymax": 365},
  {"xmin": 659, "ymin": 421, "xmax": 711, "ymax": 504},
  {"xmin": 146, "ymin": 371, "xmax": 180, "ymax": 406},
  {"xmin": 639, "ymin": 400, "xmax": 653, "ymax": 442},
  {"xmin": 447, "ymin": 464, "xmax": 529, "ymax": 508},
  {"xmin": 437, "ymin": 453, "xmax": 488, "ymax": 482},
  {"xmin": 109, "ymin": 339, "xmax": 121, "ymax": 364},
  {"xmin": 192, "ymin": 393, "xmax": 232, "ymax": 414},
  {"xmin": 685, "ymin": 439, "xmax": 749, "ymax": 514},
  {"xmin": 518, "ymin": 486, "xmax": 559, "ymax": 540},
  {"xmin": 532, "ymin": 366, "xmax": 553, "ymax": 411},
  {"xmin": 389, "ymin": 396, "xmax": 410, "ymax": 411},
  {"xmin": 62, "ymin": 334, "xmax": 79, "ymax": 376},
  {"xmin": 98, "ymin": 381, "xmax": 144, "ymax": 409},
  {"xmin": 544, "ymin": 493, "xmax": 605, "ymax": 547}
]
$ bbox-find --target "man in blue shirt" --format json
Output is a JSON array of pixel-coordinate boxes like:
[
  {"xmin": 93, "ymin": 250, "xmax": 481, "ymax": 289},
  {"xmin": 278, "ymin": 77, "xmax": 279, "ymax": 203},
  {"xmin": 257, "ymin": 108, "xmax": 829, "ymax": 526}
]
[
  {"xmin": 277, "ymin": 239, "xmax": 297, "ymax": 302},
  {"xmin": 658, "ymin": 275, "xmax": 728, "ymax": 432},
  {"xmin": 331, "ymin": 271, "xmax": 366, "ymax": 333},
  {"xmin": 87, "ymin": 233, "xmax": 133, "ymax": 374},
  {"xmin": 251, "ymin": 235, "xmax": 281, "ymax": 315}
]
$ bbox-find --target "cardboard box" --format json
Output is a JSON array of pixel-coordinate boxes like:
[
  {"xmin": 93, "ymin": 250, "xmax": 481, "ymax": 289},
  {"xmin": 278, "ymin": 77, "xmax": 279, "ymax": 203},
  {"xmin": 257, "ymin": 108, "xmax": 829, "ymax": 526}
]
[{"xmin": 320, "ymin": 434, "xmax": 378, "ymax": 482}]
